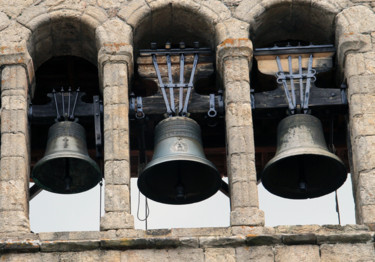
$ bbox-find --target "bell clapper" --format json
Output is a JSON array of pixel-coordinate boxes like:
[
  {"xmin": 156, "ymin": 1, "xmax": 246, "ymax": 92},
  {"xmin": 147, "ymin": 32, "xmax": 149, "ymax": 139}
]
[
  {"xmin": 298, "ymin": 157, "xmax": 307, "ymax": 192},
  {"xmin": 175, "ymin": 184, "xmax": 185, "ymax": 201},
  {"xmin": 64, "ymin": 158, "xmax": 72, "ymax": 192}
]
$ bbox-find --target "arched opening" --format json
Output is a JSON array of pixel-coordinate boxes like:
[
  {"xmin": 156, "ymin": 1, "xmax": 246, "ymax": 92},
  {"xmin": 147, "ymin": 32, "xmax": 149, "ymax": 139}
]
[
  {"xmin": 249, "ymin": 2, "xmax": 354, "ymax": 226},
  {"xmin": 130, "ymin": 4, "xmax": 229, "ymax": 229},
  {"xmin": 27, "ymin": 16, "xmax": 103, "ymax": 232}
]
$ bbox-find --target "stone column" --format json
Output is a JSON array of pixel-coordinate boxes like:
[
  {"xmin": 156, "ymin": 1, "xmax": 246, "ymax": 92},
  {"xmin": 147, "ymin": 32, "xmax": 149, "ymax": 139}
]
[
  {"xmin": 0, "ymin": 65, "xmax": 30, "ymax": 233},
  {"xmin": 217, "ymin": 39, "xmax": 264, "ymax": 226},
  {"xmin": 100, "ymin": 61, "xmax": 134, "ymax": 230},
  {"xmin": 335, "ymin": 6, "xmax": 375, "ymax": 230}
]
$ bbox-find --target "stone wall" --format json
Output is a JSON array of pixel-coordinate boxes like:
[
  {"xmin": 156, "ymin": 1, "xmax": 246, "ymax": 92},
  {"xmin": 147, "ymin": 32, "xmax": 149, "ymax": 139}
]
[{"xmin": 0, "ymin": 0, "xmax": 375, "ymax": 261}]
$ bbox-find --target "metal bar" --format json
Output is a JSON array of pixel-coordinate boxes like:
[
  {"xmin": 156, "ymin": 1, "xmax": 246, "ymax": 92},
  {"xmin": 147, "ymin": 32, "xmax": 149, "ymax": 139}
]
[
  {"xmin": 208, "ymin": 93, "xmax": 217, "ymax": 117},
  {"xmin": 67, "ymin": 87, "xmax": 71, "ymax": 119},
  {"xmin": 70, "ymin": 87, "xmax": 80, "ymax": 120},
  {"xmin": 136, "ymin": 96, "xmax": 145, "ymax": 119},
  {"xmin": 61, "ymin": 87, "xmax": 65, "ymax": 119},
  {"xmin": 298, "ymin": 56, "xmax": 304, "ymax": 108},
  {"xmin": 288, "ymin": 56, "xmax": 296, "ymax": 108},
  {"xmin": 166, "ymin": 54, "xmax": 175, "ymax": 114},
  {"xmin": 52, "ymin": 89, "xmax": 61, "ymax": 120},
  {"xmin": 29, "ymin": 184, "xmax": 43, "ymax": 200},
  {"xmin": 182, "ymin": 53, "xmax": 199, "ymax": 115},
  {"xmin": 303, "ymin": 54, "xmax": 314, "ymax": 113},
  {"xmin": 179, "ymin": 53, "xmax": 185, "ymax": 114},
  {"xmin": 276, "ymin": 56, "xmax": 295, "ymax": 113},
  {"xmin": 254, "ymin": 44, "xmax": 335, "ymax": 56},
  {"xmin": 93, "ymin": 95, "xmax": 102, "ymax": 158},
  {"xmin": 152, "ymin": 54, "xmax": 172, "ymax": 116},
  {"xmin": 140, "ymin": 47, "xmax": 211, "ymax": 56}
]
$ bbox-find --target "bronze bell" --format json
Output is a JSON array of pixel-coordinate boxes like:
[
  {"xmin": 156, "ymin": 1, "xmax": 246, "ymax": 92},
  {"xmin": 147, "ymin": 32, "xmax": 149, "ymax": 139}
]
[
  {"xmin": 137, "ymin": 117, "xmax": 222, "ymax": 204},
  {"xmin": 32, "ymin": 121, "xmax": 101, "ymax": 194},
  {"xmin": 261, "ymin": 114, "xmax": 347, "ymax": 199}
]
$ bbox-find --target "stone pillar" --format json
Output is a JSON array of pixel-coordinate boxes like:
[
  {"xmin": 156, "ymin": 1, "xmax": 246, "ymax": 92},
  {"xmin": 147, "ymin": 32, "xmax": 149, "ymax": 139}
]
[
  {"xmin": 100, "ymin": 61, "xmax": 134, "ymax": 230},
  {"xmin": 0, "ymin": 65, "xmax": 30, "ymax": 233},
  {"xmin": 217, "ymin": 39, "xmax": 264, "ymax": 226},
  {"xmin": 335, "ymin": 5, "xmax": 375, "ymax": 230}
]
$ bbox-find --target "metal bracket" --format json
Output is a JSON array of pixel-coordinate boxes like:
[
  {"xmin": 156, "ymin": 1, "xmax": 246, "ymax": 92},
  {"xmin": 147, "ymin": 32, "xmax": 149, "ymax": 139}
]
[
  {"xmin": 141, "ymin": 42, "xmax": 211, "ymax": 117},
  {"xmin": 93, "ymin": 95, "xmax": 102, "ymax": 158},
  {"xmin": 276, "ymin": 55, "xmax": 316, "ymax": 114},
  {"xmin": 207, "ymin": 90, "xmax": 224, "ymax": 118}
]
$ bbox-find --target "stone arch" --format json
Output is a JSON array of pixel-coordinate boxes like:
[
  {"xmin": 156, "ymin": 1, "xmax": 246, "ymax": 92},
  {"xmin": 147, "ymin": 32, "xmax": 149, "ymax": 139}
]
[
  {"xmin": 118, "ymin": 0, "xmax": 233, "ymax": 50},
  {"xmin": 235, "ymin": 0, "xmax": 352, "ymax": 47},
  {"xmin": 19, "ymin": 8, "xmax": 108, "ymax": 72}
]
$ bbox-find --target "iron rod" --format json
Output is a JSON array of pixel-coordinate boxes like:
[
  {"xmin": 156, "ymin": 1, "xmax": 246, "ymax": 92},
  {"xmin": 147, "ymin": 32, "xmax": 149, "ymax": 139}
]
[
  {"xmin": 152, "ymin": 54, "xmax": 172, "ymax": 116},
  {"xmin": 166, "ymin": 54, "xmax": 175, "ymax": 113},
  {"xmin": 179, "ymin": 53, "xmax": 185, "ymax": 114},
  {"xmin": 288, "ymin": 56, "xmax": 296, "ymax": 108},
  {"xmin": 276, "ymin": 56, "xmax": 295, "ymax": 113}
]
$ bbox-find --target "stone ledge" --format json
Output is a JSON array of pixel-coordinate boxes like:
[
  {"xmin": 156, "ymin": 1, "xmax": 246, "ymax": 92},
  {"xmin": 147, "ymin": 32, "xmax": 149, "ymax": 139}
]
[{"xmin": 0, "ymin": 225, "xmax": 373, "ymax": 253}]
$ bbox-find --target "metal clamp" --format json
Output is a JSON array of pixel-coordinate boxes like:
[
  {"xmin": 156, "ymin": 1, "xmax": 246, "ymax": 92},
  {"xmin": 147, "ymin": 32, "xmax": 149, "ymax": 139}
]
[
  {"xmin": 93, "ymin": 95, "xmax": 102, "ymax": 158},
  {"xmin": 144, "ymin": 41, "xmax": 208, "ymax": 117},
  {"xmin": 276, "ymin": 55, "xmax": 317, "ymax": 114},
  {"xmin": 207, "ymin": 94, "xmax": 217, "ymax": 118},
  {"xmin": 136, "ymin": 96, "xmax": 145, "ymax": 119}
]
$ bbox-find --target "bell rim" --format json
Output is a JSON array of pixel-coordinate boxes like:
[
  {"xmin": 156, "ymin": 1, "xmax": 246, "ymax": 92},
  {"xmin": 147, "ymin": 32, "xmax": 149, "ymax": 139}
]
[
  {"xmin": 138, "ymin": 154, "xmax": 222, "ymax": 205},
  {"xmin": 32, "ymin": 153, "xmax": 102, "ymax": 194},
  {"xmin": 261, "ymin": 151, "xmax": 347, "ymax": 199}
]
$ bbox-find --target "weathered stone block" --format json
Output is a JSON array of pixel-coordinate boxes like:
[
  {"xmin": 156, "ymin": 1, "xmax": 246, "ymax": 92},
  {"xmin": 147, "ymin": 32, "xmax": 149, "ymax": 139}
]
[
  {"xmin": 236, "ymin": 246, "xmax": 274, "ymax": 262},
  {"xmin": 320, "ymin": 243, "xmax": 374, "ymax": 262},
  {"xmin": 358, "ymin": 171, "xmax": 375, "ymax": 205},
  {"xmin": 352, "ymin": 136, "xmax": 375, "ymax": 173},
  {"xmin": 223, "ymin": 57, "xmax": 250, "ymax": 83},
  {"xmin": 104, "ymin": 184, "xmax": 130, "ymax": 213},
  {"xmin": 199, "ymin": 236, "xmax": 245, "ymax": 248},
  {"xmin": 118, "ymin": 0, "xmax": 151, "ymax": 28},
  {"xmin": 1, "ymin": 65, "xmax": 28, "ymax": 91},
  {"xmin": 348, "ymin": 75, "xmax": 375, "ymax": 96},
  {"xmin": 0, "ymin": 253, "xmax": 44, "ymax": 262},
  {"xmin": 316, "ymin": 232, "xmax": 372, "ymax": 244},
  {"xmin": 0, "ymin": 210, "xmax": 29, "ymax": 233},
  {"xmin": 230, "ymin": 207, "xmax": 264, "ymax": 226},
  {"xmin": 103, "ymin": 85, "xmax": 128, "ymax": 105},
  {"xmin": 361, "ymin": 205, "xmax": 375, "ymax": 229},
  {"xmin": 228, "ymin": 153, "xmax": 256, "ymax": 182},
  {"xmin": 104, "ymin": 104, "xmax": 129, "ymax": 132},
  {"xmin": 1, "ymin": 133, "xmax": 27, "ymax": 158},
  {"xmin": 282, "ymin": 234, "xmax": 317, "ymax": 245},
  {"xmin": 171, "ymin": 227, "xmax": 231, "ymax": 237},
  {"xmin": 1, "ymin": 95, "xmax": 27, "ymax": 110},
  {"xmin": 1, "ymin": 109, "xmax": 27, "ymax": 134},
  {"xmin": 102, "ymin": 62, "xmax": 129, "ymax": 89},
  {"xmin": 215, "ymin": 18, "xmax": 249, "ymax": 45},
  {"xmin": 246, "ymin": 235, "xmax": 282, "ymax": 246},
  {"xmin": 230, "ymin": 180, "xmax": 259, "ymax": 208},
  {"xmin": 0, "ymin": 157, "xmax": 28, "ymax": 181},
  {"xmin": 0, "ymin": 180, "xmax": 28, "ymax": 212},
  {"xmin": 350, "ymin": 114, "xmax": 375, "ymax": 139},
  {"xmin": 227, "ymin": 126, "xmax": 254, "ymax": 155},
  {"xmin": 224, "ymin": 81, "xmax": 251, "ymax": 103},
  {"xmin": 104, "ymin": 160, "xmax": 130, "ymax": 185},
  {"xmin": 231, "ymin": 226, "xmax": 276, "ymax": 235},
  {"xmin": 275, "ymin": 245, "xmax": 320, "ymax": 262},
  {"xmin": 100, "ymin": 211, "xmax": 134, "ymax": 230},
  {"xmin": 349, "ymin": 94, "xmax": 375, "ymax": 117},
  {"xmin": 225, "ymin": 102, "xmax": 253, "ymax": 128},
  {"xmin": 121, "ymin": 248, "xmax": 204, "ymax": 262},
  {"xmin": 204, "ymin": 248, "xmax": 236, "ymax": 262},
  {"xmin": 104, "ymin": 129, "xmax": 129, "ymax": 161},
  {"xmin": 40, "ymin": 239, "xmax": 100, "ymax": 252}
]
